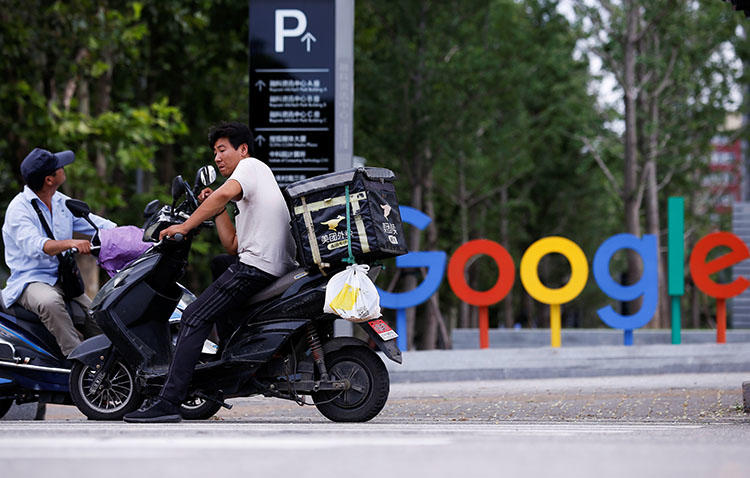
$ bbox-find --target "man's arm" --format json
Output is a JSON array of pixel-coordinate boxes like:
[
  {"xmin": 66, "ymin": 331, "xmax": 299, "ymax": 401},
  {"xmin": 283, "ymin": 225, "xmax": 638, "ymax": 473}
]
[
  {"xmin": 4, "ymin": 205, "xmax": 92, "ymax": 259},
  {"xmin": 73, "ymin": 212, "xmax": 117, "ymax": 234},
  {"xmin": 197, "ymin": 186, "xmax": 237, "ymax": 254},
  {"xmin": 159, "ymin": 179, "xmax": 243, "ymax": 243},
  {"xmin": 214, "ymin": 208, "xmax": 238, "ymax": 254},
  {"xmin": 43, "ymin": 238, "xmax": 92, "ymax": 255}
]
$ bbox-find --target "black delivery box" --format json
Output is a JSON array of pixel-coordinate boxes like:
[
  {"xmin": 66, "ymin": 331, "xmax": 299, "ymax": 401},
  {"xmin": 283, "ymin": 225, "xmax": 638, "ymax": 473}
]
[{"xmin": 284, "ymin": 167, "xmax": 408, "ymax": 273}]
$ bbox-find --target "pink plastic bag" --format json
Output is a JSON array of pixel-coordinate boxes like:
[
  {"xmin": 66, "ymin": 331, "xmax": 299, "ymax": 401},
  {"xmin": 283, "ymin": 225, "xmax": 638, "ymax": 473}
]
[{"xmin": 97, "ymin": 226, "xmax": 152, "ymax": 277}]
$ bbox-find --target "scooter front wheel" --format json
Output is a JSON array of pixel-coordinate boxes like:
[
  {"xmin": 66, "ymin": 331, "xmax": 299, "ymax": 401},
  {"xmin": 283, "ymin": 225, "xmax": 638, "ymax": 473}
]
[{"xmin": 69, "ymin": 360, "xmax": 142, "ymax": 420}]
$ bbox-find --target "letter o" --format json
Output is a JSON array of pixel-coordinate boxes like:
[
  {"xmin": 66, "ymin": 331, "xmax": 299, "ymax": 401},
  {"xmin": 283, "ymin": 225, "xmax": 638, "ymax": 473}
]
[
  {"xmin": 520, "ymin": 236, "xmax": 589, "ymax": 304},
  {"xmin": 447, "ymin": 240, "xmax": 515, "ymax": 307}
]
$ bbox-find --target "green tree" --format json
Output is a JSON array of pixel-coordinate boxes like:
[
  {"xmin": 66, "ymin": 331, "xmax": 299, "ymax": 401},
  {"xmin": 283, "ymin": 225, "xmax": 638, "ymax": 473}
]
[
  {"xmin": 0, "ymin": 0, "xmax": 250, "ymax": 292},
  {"xmin": 573, "ymin": 0, "xmax": 741, "ymax": 328},
  {"xmin": 355, "ymin": 0, "xmax": 611, "ymax": 348}
]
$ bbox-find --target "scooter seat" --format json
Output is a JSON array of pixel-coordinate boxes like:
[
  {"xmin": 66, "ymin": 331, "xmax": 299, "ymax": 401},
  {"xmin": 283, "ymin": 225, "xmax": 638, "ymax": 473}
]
[
  {"xmin": 6, "ymin": 304, "xmax": 41, "ymax": 323},
  {"xmin": 248, "ymin": 268, "xmax": 308, "ymax": 305},
  {"xmin": 0, "ymin": 303, "xmax": 64, "ymax": 358}
]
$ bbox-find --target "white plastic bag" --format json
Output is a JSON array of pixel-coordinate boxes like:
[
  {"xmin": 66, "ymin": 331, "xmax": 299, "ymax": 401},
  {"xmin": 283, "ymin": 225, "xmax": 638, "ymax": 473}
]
[{"xmin": 324, "ymin": 264, "xmax": 381, "ymax": 322}]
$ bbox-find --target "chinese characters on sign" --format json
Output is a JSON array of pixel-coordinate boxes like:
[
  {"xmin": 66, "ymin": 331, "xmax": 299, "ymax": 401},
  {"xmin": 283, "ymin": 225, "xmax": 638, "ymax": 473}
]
[{"xmin": 249, "ymin": 0, "xmax": 337, "ymax": 186}]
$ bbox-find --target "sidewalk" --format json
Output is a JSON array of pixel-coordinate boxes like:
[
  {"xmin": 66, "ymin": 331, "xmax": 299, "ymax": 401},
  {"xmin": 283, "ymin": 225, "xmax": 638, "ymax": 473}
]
[
  {"xmin": 6, "ymin": 336, "xmax": 750, "ymax": 420},
  {"xmin": 384, "ymin": 342, "xmax": 750, "ymax": 383}
]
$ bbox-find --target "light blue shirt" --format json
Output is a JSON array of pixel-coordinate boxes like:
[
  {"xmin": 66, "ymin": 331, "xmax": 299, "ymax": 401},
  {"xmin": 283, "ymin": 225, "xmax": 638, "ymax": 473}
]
[{"xmin": 1, "ymin": 186, "xmax": 116, "ymax": 308}]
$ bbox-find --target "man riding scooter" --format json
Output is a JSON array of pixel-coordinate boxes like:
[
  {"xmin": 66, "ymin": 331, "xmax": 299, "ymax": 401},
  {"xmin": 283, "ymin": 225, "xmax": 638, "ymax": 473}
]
[
  {"xmin": 2, "ymin": 148, "xmax": 116, "ymax": 357},
  {"xmin": 124, "ymin": 121, "xmax": 297, "ymax": 423}
]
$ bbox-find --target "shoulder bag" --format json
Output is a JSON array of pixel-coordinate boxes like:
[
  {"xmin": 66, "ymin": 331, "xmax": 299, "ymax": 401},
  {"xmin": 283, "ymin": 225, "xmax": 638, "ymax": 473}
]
[{"xmin": 31, "ymin": 200, "xmax": 86, "ymax": 300}]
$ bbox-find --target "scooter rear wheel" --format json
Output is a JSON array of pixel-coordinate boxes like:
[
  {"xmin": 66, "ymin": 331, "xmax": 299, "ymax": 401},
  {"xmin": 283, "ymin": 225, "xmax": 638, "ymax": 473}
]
[
  {"xmin": 69, "ymin": 360, "xmax": 142, "ymax": 420},
  {"xmin": 312, "ymin": 346, "xmax": 389, "ymax": 422}
]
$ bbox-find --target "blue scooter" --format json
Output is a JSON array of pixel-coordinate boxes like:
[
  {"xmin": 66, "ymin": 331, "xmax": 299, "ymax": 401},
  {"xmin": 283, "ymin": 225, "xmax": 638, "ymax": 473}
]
[{"xmin": 0, "ymin": 201, "xmax": 197, "ymax": 419}]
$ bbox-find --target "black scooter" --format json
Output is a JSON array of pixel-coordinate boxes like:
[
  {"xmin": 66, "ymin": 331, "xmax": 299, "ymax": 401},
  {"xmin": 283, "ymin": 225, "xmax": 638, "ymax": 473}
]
[
  {"xmin": 0, "ymin": 200, "xmax": 198, "ymax": 420},
  {"xmin": 67, "ymin": 166, "xmax": 401, "ymax": 422}
]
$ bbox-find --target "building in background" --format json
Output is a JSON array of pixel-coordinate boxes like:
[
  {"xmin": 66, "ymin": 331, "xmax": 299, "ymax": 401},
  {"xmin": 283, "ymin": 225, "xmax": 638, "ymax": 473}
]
[
  {"xmin": 723, "ymin": 113, "xmax": 750, "ymax": 329},
  {"xmin": 709, "ymin": 114, "xmax": 745, "ymax": 213}
]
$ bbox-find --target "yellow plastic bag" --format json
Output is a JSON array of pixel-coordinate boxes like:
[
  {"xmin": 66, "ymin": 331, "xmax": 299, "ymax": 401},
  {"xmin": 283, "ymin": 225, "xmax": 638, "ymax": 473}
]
[{"xmin": 324, "ymin": 264, "xmax": 381, "ymax": 322}]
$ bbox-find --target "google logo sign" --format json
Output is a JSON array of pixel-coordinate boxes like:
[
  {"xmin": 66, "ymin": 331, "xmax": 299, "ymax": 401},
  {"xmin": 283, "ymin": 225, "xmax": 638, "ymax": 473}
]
[{"xmin": 377, "ymin": 198, "xmax": 750, "ymax": 350}]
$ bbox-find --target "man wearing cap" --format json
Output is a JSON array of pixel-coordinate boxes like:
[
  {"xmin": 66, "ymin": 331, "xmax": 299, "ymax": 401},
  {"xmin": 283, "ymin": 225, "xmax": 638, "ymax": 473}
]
[{"xmin": 1, "ymin": 148, "xmax": 116, "ymax": 356}]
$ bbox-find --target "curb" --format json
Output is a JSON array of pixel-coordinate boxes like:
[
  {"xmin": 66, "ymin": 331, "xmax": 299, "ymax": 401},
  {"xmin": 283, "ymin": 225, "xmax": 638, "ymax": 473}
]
[
  {"xmin": 384, "ymin": 342, "xmax": 750, "ymax": 383},
  {"xmin": 451, "ymin": 329, "xmax": 750, "ymax": 349}
]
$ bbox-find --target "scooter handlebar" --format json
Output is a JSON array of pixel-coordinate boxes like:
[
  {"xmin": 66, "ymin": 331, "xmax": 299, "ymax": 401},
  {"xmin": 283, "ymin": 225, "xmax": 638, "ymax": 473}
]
[
  {"xmin": 68, "ymin": 245, "xmax": 99, "ymax": 255},
  {"xmin": 154, "ymin": 233, "xmax": 185, "ymax": 248}
]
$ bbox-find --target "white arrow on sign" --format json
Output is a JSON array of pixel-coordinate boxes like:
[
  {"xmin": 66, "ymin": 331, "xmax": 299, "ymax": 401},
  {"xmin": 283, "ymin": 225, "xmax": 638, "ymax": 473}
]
[
  {"xmin": 301, "ymin": 32, "xmax": 317, "ymax": 52},
  {"xmin": 255, "ymin": 135, "xmax": 266, "ymax": 146},
  {"xmin": 255, "ymin": 80, "xmax": 266, "ymax": 91}
]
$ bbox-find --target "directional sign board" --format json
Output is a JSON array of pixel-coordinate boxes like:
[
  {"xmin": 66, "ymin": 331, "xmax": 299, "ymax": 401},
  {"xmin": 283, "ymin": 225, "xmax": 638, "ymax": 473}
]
[{"xmin": 249, "ymin": 0, "xmax": 353, "ymax": 186}]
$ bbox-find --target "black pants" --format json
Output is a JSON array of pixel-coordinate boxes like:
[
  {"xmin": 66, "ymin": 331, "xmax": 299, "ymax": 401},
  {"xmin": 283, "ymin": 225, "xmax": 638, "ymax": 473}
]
[
  {"xmin": 210, "ymin": 254, "xmax": 237, "ymax": 281},
  {"xmin": 159, "ymin": 261, "xmax": 276, "ymax": 404}
]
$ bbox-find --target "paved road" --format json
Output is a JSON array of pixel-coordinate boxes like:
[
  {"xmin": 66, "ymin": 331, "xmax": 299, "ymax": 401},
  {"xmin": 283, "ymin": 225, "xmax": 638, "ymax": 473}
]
[{"xmin": 1, "ymin": 373, "xmax": 748, "ymax": 477}]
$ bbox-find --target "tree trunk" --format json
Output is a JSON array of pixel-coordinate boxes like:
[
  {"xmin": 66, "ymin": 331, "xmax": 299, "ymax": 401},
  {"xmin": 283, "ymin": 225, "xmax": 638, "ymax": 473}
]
[
  {"xmin": 644, "ymin": 159, "xmax": 668, "ymax": 328},
  {"xmin": 419, "ymin": 167, "xmax": 451, "ymax": 349},
  {"xmin": 457, "ymin": 153, "xmax": 471, "ymax": 328},
  {"xmin": 403, "ymin": 181, "xmax": 423, "ymax": 351},
  {"xmin": 500, "ymin": 186, "xmax": 514, "ymax": 328},
  {"xmin": 524, "ymin": 291, "xmax": 536, "ymax": 328},
  {"xmin": 80, "ymin": 40, "xmax": 114, "ymax": 297},
  {"xmin": 417, "ymin": 158, "xmax": 438, "ymax": 349},
  {"xmin": 687, "ymin": 175, "xmax": 700, "ymax": 328},
  {"xmin": 690, "ymin": 281, "xmax": 700, "ymax": 328},
  {"xmin": 623, "ymin": 1, "xmax": 644, "ymax": 312}
]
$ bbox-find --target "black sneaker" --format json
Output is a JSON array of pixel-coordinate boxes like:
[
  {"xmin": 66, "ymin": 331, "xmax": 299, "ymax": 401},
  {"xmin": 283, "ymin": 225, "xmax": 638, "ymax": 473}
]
[{"xmin": 123, "ymin": 398, "xmax": 182, "ymax": 423}]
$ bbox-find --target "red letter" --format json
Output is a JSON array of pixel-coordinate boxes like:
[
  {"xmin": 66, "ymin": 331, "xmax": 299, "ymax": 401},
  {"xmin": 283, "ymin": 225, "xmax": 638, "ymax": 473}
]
[{"xmin": 689, "ymin": 232, "xmax": 750, "ymax": 299}]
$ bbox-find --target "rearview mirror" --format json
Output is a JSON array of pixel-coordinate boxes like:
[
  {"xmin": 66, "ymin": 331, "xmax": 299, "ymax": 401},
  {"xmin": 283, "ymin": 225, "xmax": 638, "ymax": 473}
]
[
  {"xmin": 171, "ymin": 175, "xmax": 186, "ymax": 201},
  {"xmin": 65, "ymin": 199, "xmax": 91, "ymax": 218},
  {"xmin": 143, "ymin": 199, "xmax": 161, "ymax": 219},
  {"xmin": 65, "ymin": 199, "xmax": 99, "ymax": 233},
  {"xmin": 171, "ymin": 175, "xmax": 186, "ymax": 214},
  {"xmin": 196, "ymin": 165, "xmax": 217, "ymax": 189}
]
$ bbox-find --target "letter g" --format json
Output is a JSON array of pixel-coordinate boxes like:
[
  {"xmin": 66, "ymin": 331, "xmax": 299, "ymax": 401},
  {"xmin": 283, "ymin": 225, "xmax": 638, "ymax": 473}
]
[{"xmin": 377, "ymin": 206, "xmax": 446, "ymax": 309}]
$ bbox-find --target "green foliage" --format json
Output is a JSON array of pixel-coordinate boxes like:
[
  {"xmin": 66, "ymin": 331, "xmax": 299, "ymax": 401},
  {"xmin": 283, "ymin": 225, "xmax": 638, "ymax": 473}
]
[
  {"xmin": 0, "ymin": 0, "xmax": 743, "ymax": 333},
  {"xmin": 0, "ymin": 0, "xmax": 248, "ymax": 291},
  {"xmin": 56, "ymin": 99, "xmax": 188, "ymax": 209},
  {"xmin": 355, "ymin": 0, "xmax": 616, "ymax": 331}
]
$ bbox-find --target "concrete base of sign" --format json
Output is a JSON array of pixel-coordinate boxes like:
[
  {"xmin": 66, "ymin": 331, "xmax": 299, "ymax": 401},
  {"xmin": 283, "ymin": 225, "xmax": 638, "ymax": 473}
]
[
  {"xmin": 743, "ymin": 381, "xmax": 750, "ymax": 413},
  {"xmin": 1, "ymin": 402, "xmax": 45, "ymax": 421},
  {"xmin": 452, "ymin": 328, "xmax": 750, "ymax": 349}
]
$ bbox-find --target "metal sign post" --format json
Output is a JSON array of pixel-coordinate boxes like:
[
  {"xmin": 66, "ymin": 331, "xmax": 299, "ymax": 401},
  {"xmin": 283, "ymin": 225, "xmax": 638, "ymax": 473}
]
[{"xmin": 249, "ymin": 0, "xmax": 353, "ymax": 186}]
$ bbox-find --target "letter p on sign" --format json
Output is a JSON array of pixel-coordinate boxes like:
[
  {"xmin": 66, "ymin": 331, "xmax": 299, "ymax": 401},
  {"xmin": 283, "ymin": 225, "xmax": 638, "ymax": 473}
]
[{"xmin": 275, "ymin": 9, "xmax": 307, "ymax": 52}]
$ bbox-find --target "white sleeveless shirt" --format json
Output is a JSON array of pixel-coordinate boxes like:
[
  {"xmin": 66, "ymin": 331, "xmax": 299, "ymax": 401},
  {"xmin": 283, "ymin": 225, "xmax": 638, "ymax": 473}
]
[{"xmin": 227, "ymin": 157, "xmax": 297, "ymax": 276}]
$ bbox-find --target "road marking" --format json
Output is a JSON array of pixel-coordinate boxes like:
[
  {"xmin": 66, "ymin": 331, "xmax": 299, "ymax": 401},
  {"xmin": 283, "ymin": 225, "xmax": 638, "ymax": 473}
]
[
  {"xmin": 0, "ymin": 435, "xmax": 450, "ymax": 459},
  {"xmin": 0, "ymin": 422, "xmax": 709, "ymax": 460},
  {"xmin": 0, "ymin": 421, "xmax": 703, "ymax": 435}
]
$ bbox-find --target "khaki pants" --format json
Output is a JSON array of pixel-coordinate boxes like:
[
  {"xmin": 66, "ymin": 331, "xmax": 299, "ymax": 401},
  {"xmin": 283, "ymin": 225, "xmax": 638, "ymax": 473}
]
[{"xmin": 18, "ymin": 282, "xmax": 101, "ymax": 356}]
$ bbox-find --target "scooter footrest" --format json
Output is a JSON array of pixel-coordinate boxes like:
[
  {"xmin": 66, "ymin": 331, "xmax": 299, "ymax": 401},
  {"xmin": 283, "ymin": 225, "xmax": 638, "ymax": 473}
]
[{"xmin": 269, "ymin": 379, "xmax": 348, "ymax": 394}]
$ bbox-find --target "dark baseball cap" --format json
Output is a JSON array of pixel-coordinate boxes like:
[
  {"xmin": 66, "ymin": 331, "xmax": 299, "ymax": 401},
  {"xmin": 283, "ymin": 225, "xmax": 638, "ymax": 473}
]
[{"xmin": 20, "ymin": 148, "xmax": 75, "ymax": 184}]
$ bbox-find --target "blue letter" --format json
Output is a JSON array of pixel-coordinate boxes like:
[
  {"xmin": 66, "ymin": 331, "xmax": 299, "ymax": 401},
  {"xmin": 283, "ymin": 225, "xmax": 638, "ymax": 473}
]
[
  {"xmin": 593, "ymin": 234, "xmax": 658, "ymax": 330},
  {"xmin": 377, "ymin": 206, "xmax": 446, "ymax": 309}
]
